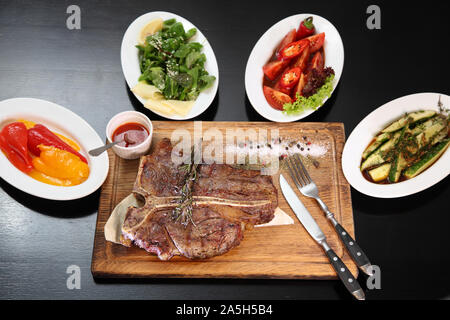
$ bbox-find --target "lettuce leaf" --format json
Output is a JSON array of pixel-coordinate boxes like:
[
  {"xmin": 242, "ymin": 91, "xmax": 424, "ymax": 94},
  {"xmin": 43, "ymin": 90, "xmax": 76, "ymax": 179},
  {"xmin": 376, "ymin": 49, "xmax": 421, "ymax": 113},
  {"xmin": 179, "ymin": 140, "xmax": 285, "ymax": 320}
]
[{"xmin": 283, "ymin": 74, "xmax": 335, "ymax": 115}]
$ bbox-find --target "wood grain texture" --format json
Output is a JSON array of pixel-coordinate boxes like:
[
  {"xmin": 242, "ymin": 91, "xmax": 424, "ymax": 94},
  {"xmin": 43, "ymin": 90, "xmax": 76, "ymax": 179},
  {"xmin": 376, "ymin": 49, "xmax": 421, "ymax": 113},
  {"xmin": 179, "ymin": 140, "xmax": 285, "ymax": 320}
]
[{"xmin": 91, "ymin": 121, "xmax": 357, "ymax": 279}]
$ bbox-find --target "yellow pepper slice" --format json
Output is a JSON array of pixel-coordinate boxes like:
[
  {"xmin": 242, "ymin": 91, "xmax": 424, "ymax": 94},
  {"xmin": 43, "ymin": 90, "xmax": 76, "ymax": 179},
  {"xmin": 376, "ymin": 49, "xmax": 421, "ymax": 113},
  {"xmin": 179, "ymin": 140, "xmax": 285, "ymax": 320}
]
[
  {"xmin": 28, "ymin": 170, "xmax": 74, "ymax": 187},
  {"xmin": 31, "ymin": 145, "xmax": 89, "ymax": 186}
]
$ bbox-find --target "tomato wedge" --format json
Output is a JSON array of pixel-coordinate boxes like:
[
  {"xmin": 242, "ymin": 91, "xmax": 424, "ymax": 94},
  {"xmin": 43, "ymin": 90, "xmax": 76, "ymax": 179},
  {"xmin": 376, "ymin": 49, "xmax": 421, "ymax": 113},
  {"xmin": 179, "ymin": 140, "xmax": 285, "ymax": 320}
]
[
  {"xmin": 273, "ymin": 81, "xmax": 291, "ymax": 96},
  {"xmin": 275, "ymin": 29, "xmax": 297, "ymax": 60},
  {"xmin": 263, "ymin": 86, "xmax": 292, "ymax": 111},
  {"xmin": 262, "ymin": 59, "xmax": 290, "ymax": 81},
  {"xmin": 278, "ymin": 39, "xmax": 309, "ymax": 61},
  {"xmin": 294, "ymin": 73, "xmax": 307, "ymax": 97},
  {"xmin": 304, "ymin": 32, "xmax": 325, "ymax": 53},
  {"xmin": 278, "ymin": 67, "xmax": 302, "ymax": 91},
  {"xmin": 309, "ymin": 51, "xmax": 324, "ymax": 72},
  {"xmin": 292, "ymin": 45, "xmax": 310, "ymax": 71}
]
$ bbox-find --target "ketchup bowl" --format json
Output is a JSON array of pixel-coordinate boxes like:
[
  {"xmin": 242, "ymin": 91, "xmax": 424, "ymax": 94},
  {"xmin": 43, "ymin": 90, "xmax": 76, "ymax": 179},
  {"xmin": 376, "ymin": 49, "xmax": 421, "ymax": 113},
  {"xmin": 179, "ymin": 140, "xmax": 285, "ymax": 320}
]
[{"xmin": 106, "ymin": 111, "xmax": 153, "ymax": 160}]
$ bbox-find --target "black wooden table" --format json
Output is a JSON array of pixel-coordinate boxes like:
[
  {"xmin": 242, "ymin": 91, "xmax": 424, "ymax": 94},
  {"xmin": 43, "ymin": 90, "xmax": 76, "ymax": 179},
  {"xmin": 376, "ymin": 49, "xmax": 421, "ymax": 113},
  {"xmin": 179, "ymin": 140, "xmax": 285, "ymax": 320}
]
[{"xmin": 1, "ymin": 0, "xmax": 449, "ymax": 300}]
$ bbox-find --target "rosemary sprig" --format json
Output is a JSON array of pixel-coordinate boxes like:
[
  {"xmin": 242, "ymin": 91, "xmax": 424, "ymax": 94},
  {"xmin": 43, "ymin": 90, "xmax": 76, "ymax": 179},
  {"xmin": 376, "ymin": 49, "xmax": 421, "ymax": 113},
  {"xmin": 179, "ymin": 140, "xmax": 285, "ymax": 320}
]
[{"xmin": 172, "ymin": 145, "xmax": 199, "ymax": 227}]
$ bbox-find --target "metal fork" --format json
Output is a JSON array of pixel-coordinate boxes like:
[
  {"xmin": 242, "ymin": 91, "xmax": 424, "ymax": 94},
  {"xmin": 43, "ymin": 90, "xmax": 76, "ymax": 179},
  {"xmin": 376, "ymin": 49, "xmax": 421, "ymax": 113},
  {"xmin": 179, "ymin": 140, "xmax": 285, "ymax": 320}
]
[{"xmin": 285, "ymin": 154, "xmax": 373, "ymax": 276}]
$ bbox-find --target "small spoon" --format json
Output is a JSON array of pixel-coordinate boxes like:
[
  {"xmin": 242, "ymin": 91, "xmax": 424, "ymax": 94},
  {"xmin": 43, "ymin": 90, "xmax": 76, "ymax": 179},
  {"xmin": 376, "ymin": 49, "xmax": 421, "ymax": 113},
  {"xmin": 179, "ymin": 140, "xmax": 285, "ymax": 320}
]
[
  {"xmin": 89, "ymin": 134, "xmax": 137, "ymax": 157},
  {"xmin": 88, "ymin": 140, "xmax": 122, "ymax": 157}
]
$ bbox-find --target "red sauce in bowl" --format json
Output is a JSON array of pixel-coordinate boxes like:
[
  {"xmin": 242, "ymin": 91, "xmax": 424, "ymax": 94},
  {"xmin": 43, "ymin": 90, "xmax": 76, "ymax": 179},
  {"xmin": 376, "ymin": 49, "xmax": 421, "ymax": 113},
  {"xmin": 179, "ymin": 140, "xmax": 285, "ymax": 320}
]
[{"xmin": 112, "ymin": 122, "xmax": 149, "ymax": 148}]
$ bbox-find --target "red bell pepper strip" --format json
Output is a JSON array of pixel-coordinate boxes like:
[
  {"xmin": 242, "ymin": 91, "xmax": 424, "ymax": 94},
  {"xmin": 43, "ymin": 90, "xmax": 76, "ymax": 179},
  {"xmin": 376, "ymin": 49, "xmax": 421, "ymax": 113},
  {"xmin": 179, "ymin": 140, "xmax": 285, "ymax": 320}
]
[
  {"xmin": 1, "ymin": 122, "xmax": 30, "ymax": 163},
  {"xmin": 28, "ymin": 124, "xmax": 88, "ymax": 164},
  {"xmin": 278, "ymin": 39, "xmax": 309, "ymax": 61},
  {"xmin": 296, "ymin": 17, "xmax": 315, "ymax": 40},
  {"xmin": 0, "ymin": 131, "xmax": 33, "ymax": 173},
  {"xmin": 0, "ymin": 122, "xmax": 33, "ymax": 173},
  {"xmin": 278, "ymin": 67, "xmax": 302, "ymax": 91}
]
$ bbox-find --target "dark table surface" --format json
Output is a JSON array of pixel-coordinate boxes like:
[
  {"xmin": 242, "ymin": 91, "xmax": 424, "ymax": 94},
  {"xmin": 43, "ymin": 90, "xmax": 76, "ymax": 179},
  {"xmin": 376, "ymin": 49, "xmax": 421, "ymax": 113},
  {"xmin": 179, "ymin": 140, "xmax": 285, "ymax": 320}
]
[{"xmin": 0, "ymin": 0, "xmax": 449, "ymax": 300}]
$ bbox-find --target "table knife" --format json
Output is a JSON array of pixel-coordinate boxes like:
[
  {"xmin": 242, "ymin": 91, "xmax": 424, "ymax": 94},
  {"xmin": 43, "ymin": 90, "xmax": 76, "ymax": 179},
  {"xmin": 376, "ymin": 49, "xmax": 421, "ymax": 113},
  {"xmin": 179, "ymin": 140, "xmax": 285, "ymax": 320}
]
[{"xmin": 280, "ymin": 174, "xmax": 365, "ymax": 300}]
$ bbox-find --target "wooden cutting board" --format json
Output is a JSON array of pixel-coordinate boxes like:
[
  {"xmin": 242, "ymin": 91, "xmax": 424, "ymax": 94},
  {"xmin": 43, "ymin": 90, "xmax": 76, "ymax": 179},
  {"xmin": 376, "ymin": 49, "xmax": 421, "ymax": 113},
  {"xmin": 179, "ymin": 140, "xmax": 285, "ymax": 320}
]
[{"xmin": 91, "ymin": 121, "xmax": 357, "ymax": 279}]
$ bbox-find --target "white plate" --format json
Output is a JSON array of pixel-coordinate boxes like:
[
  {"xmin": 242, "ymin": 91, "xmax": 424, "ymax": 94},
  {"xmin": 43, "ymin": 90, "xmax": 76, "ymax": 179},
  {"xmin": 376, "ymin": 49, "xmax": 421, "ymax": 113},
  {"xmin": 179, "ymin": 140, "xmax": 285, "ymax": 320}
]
[
  {"xmin": 245, "ymin": 14, "xmax": 344, "ymax": 122},
  {"xmin": 121, "ymin": 11, "xmax": 219, "ymax": 120},
  {"xmin": 0, "ymin": 98, "xmax": 109, "ymax": 201},
  {"xmin": 342, "ymin": 93, "xmax": 450, "ymax": 198}
]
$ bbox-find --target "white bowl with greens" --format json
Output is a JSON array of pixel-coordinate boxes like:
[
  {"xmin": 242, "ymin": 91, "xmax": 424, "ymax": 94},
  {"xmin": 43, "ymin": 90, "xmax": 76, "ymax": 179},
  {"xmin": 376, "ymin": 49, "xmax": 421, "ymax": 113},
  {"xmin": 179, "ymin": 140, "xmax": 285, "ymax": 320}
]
[
  {"xmin": 342, "ymin": 93, "xmax": 450, "ymax": 198},
  {"xmin": 121, "ymin": 11, "xmax": 219, "ymax": 120}
]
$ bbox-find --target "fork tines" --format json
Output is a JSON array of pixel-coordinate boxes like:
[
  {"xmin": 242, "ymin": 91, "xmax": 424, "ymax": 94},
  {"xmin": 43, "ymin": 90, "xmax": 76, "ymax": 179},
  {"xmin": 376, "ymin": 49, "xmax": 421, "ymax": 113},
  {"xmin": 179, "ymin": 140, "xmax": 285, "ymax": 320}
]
[{"xmin": 285, "ymin": 154, "xmax": 312, "ymax": 188}]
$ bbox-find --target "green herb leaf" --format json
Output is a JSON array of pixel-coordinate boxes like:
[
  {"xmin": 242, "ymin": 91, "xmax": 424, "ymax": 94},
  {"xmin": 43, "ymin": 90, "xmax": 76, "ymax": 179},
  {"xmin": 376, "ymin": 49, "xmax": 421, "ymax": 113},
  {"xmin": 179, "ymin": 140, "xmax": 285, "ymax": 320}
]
[
  {"xmin": 283, "ymin": 74, "xmax": 335, "ymax": 115},
  {"xmin": 136, "ymin": 18, "xmax": 215, "ymax": 101}
]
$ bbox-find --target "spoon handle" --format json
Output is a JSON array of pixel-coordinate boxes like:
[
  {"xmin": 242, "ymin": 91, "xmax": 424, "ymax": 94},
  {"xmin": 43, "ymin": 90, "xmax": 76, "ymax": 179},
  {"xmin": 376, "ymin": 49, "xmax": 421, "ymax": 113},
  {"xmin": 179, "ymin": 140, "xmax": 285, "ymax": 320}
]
[{"xmin": 88, "ymin": 141, "xmax": 120, "ymax": 157}]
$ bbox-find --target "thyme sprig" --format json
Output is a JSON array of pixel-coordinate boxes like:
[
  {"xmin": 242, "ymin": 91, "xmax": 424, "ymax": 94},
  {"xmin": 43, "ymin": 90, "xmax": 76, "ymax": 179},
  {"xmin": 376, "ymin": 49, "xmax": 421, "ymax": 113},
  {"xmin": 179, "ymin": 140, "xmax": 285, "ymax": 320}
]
[{"xmin": 172, "ymin": 146, "xmax": 199, "ymax": 227}]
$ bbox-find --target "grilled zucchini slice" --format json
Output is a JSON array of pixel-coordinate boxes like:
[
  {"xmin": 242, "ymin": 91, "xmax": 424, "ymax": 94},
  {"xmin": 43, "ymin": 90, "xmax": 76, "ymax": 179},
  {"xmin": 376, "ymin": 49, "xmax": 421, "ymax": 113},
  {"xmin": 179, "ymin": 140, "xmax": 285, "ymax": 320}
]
[
  {"xmin": 404, "ymin": 139, "xmax": 450, "ymax": 179},
  {"xmin": 360, "ymin": 131, "xmax": 402, "ymax": 171},
  {"xmin": 387, "ymin": 127, "xmax": 408, "ymax": 183},
  {"xmin": 362, "ymin": 132, "xmax": 391, "ymax": 160},
  {"xmin": 382, "ymin": 110, "xmax": 436, "ymax": 133}
]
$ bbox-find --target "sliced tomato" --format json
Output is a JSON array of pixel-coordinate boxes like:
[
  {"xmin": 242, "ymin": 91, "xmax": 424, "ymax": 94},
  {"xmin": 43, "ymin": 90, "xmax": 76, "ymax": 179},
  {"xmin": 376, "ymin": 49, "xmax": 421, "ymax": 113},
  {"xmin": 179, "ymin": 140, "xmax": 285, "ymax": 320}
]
[
  {"xmin": 273, "ymin": 81, "xmax": 291, "ymax": 95},
  {"xmin": 309, "ymin": 51, "xmax": 324, "ymax": 72},
  {"xmin": 294, "ymin": 73, "xmax": 307, "ymax": 97},
  {"xmin": 263, "ymin": 86, "xmax": 292, "ymax": 111},
  {"xmin": 291, "ymin": 45, "xmax": 310, "ymax": 71},
  {"xmin": 304, "ymin": 32, "xmax": 325, "ymax": 53},
  {"xmin": 275, "ymin": 29, "xmax": 297, "ymax": 60},
  {"xmin": 278, "ymin": 39, "xmax": 309, "ymax": 61},
  {"xmin": 262, "ymin": 59, "xmax": 290, "ymax": 81}
]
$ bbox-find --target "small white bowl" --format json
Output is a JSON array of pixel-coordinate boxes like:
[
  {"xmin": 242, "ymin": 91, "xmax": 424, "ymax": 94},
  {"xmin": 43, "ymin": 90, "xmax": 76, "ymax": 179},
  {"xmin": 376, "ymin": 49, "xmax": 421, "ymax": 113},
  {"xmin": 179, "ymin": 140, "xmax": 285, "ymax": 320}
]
[{"xmin": 106, "ymin": 111, "xmax": 153, "ymax": 160}]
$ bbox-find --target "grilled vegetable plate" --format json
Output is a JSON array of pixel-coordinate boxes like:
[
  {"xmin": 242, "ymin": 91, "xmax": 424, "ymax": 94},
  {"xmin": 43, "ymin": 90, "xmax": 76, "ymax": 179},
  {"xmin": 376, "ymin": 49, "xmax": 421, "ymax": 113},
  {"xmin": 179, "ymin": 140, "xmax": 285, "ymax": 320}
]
[{"xmin": 342, "ymin": 93, "xmax": 450, "ymax": 198}]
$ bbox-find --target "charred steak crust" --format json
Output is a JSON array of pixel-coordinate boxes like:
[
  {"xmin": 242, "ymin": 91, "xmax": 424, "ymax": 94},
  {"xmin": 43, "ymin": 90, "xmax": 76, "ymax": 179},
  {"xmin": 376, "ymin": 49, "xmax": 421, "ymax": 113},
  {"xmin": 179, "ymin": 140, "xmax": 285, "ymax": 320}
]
[{"xmin": 122, "ymin": 138, "xmax": 278, "ymax": 260}]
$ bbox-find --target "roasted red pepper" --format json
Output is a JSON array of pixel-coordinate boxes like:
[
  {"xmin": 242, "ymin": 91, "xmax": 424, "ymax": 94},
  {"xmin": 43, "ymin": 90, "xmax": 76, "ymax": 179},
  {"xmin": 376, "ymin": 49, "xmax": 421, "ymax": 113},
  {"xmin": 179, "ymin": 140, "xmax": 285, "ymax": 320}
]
[
  {"xmin": 296, "ymin": 17, "xmax": 315, "ymax": 40},
  {"xmin": 278, "ymin": 67, "xmax": 302, "ymax": 91},
  {"xmin": 28, "ymin": 124, "xmax": 88, "ymax": 164},
  {"xmin": 278, "ymin": 39, "xmax": 309, "ymax": 61},
  {"xmin": 0, "ymin": 122, "xmax": 33, "ymax": 173}
]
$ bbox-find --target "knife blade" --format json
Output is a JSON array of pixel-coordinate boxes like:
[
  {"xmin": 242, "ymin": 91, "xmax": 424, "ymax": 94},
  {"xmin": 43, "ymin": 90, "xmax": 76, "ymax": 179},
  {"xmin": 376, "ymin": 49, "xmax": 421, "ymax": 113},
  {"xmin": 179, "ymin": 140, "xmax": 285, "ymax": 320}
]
[
  {"xmin": 279, "ymin": 174, "xmax": 326, "ymax": 243},
  {"xmin": 279, "ymin": 174, "xmax": 365, "ymax": 300}
]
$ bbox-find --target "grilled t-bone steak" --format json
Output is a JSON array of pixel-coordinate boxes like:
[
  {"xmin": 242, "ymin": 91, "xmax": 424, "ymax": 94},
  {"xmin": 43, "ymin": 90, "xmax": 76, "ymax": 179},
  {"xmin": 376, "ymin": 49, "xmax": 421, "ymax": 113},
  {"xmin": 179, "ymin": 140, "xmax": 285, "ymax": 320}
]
[{"xmin": 121, "ymin": 138, "xmax": 278, "ymax": 260}]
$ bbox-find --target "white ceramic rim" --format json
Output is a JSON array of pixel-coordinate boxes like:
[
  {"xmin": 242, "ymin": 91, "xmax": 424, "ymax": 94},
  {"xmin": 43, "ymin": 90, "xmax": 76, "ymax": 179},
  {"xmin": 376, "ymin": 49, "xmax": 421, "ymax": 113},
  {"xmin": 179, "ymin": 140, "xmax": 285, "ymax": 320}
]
[
  {"xmin": 245, "ymin": 13, "xmax": 344, "ymax": 123},
  {"xmin": 342, "ymin": 92, "xmax": 450, "ymax": 199},
  {"xmin": 106, "ymin": 110, "xmax": 154, "ymax": 151},
  {"xmin": 0, "ymin": 98, "xmax": 109, "ymax": 201},
  {"xmin": 120, "ymin": 11, "xmax": 219, "ymax": 120}
]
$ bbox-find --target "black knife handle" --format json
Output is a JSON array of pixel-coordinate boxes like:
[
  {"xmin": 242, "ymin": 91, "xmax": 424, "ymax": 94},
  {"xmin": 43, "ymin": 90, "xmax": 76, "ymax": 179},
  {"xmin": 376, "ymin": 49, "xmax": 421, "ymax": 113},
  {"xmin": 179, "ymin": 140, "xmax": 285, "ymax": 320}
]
[
  {"xmin": 322, "ymin": 243, "xmax": 365, "ymax": 300},
  {"xmin": 315, "ymin": 197, "xmax": 373, "ymax": 276},
  {"xmin": 334, "ymin": 222, "xmax": 372, "ymax": 275}
]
